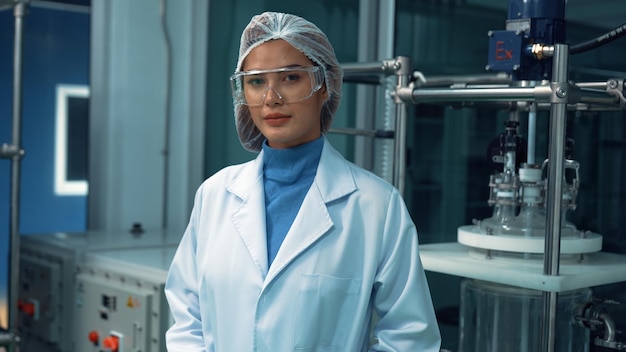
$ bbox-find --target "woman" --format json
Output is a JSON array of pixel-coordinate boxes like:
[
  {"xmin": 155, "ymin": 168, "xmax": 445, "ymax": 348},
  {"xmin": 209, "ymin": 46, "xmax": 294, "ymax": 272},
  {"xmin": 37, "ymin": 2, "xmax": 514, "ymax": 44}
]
[{"xmin": 165, "ymin": 11, "xmax": 441, "ymax": 351}]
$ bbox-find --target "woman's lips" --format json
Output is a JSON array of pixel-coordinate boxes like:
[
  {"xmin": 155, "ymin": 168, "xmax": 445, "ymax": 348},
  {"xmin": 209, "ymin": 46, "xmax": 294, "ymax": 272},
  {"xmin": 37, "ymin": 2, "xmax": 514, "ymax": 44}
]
[{"xmin": 264, "ymin": 113, "xmax": 291, "ymax": 125}]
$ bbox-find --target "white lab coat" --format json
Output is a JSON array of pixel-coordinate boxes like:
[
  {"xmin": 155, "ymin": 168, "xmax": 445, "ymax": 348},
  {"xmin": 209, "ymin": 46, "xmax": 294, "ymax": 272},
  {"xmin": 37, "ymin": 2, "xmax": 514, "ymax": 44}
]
[{"xmin": 165, "ymin": 139, "xmax": 441, "ymax": 351}]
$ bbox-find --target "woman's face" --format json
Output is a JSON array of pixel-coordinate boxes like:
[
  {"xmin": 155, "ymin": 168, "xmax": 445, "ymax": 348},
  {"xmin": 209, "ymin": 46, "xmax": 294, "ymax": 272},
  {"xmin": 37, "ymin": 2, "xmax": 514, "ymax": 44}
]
[{"xmin": 241, "ymin": 39, "xmax": 327, "ymax": 149}]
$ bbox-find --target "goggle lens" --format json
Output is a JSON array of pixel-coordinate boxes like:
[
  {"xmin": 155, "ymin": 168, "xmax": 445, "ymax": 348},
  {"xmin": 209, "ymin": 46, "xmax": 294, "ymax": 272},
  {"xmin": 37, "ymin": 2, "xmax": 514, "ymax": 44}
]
[{"xmin": 230, "ymin": 66, "xmax": 323, "ymax": 106}]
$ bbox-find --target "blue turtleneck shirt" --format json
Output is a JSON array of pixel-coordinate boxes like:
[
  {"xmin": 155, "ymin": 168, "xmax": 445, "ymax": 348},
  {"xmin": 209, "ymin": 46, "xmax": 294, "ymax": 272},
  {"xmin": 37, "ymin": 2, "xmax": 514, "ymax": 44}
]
[{"xmin": 262, "ymin": 136, "xmax": 324, "ymax": 265}]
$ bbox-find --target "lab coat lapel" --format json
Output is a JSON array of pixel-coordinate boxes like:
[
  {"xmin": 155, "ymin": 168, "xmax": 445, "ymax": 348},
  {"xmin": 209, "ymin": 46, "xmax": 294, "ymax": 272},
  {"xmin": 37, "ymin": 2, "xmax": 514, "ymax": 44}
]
[
  {"xmin": 227, "ymin": 154, "xmax": 270, "ymax": 278},
  {"xmin": 265, "ymin": 183, "xmax": 332, "ymax": 283},
  {"xmin": 265, "ymin": 139, "xmax": 356, "ymax": 284}
]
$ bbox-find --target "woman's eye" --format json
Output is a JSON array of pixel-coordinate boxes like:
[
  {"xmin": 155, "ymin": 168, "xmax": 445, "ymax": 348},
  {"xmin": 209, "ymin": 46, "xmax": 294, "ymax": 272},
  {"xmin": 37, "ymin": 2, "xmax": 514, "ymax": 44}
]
[
  {"xmin": 246, "ymin": 77, "xmax": 265, "ymax": 86},
  {"xmin": 284, "ymin": 73, "xmax": 302, "ymax": 82}
]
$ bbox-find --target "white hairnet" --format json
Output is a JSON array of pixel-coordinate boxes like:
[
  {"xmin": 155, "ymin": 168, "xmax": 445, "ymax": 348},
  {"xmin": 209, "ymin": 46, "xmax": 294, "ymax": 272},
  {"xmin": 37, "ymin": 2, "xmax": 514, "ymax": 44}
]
[{"xmin": 233, "ymin": 12, "xmax": 343, "ymax": 152}]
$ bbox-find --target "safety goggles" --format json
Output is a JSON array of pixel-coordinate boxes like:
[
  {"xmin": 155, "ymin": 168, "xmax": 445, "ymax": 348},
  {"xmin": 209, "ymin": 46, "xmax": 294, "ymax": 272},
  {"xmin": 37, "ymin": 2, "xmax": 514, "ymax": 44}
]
[{"xmin": 230, "ymin": 66, "xmax": 324, "ymax": 106}]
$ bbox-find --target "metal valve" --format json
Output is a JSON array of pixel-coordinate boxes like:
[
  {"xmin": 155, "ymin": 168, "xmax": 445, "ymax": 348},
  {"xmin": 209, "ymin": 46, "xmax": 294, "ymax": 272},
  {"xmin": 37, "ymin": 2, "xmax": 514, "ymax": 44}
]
[{"xmin": 575, "ymin": 298, "xmax": 626, "ymax": 351}]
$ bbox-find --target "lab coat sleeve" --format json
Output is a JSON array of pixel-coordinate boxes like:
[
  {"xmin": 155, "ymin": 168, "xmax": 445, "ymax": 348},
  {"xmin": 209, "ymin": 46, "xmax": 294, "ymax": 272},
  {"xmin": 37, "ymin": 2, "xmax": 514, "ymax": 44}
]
[
  {"xmin": 165, "ymin": 186, "xmax": 212, "ymax": 351},
  {"xmin": 371, "ymin": 189, "xmax": 442, "ymax": 351}
]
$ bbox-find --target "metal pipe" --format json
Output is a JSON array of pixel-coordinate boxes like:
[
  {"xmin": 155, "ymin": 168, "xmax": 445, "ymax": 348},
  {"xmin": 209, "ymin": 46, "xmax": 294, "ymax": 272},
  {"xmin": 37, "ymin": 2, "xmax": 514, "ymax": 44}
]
[
  {"xmin": 414, "ymin": 91, "xmax": 623, "ymax": 111},
  {"xmin": 415, "ymin": 72, "xmax": 511, "ymax": 87},
  {"xmin": 575, "ymin": 81, "xmax": 608, "ymax": 89},
  {"xmin": 328, "ymin": 127, "xmax": 394, "ymax": 139},
  {"xmin": 352, "ymin": 0, "xmax": 379, "ymax": 172},
  {"xmin": 541, "ymin": 43, "xmax": 569, "ymax": 352},
  {"xmin": 394, "ymin": 101, "xmax": 407, "ymax": 195},
  {"xmin": 374, "ymin": 0, "xmax": 396, "ymax": 185},
  {"xmin": 578, "ymin": 88, "xmax": 621, "ymax": 105},
  {"xmin": 400, "ymin": 84, "xmax": 619, "ymax": 105},
  {"xmin": 342, "ymin": 61, "xmax": 387, "ymax": 73},
  {"xmin": 4, "ymin": 2, "xmax": 28, "ymax": 351},
  {"xmin": 341, "ymin": 61, "xmax": 394, "ymax": 77},
  {"xmin": 401, "ymin": 85, "xmax": 552, "ymax": 103},
  {"xmin": 598, "ymin": 311, "xmax": 617, "ymax": 343},
  {"xmin": 392, "ymin": 56, "xmax": 410, "ymax": 195},
  {"xmin": 527, "ymin": 103, "xmax": 537, "ymax": 164},
  {"xmin": 342, "ymin": 76, "xmax": 383, "ymax": 85},
  {"xmin": 535, "ymin": 102, "xmax": 623, "ymax": 112}
]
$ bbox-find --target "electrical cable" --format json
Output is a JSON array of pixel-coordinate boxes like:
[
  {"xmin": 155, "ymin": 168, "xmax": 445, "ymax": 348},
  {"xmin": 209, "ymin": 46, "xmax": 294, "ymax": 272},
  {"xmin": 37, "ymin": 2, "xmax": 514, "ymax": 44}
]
[{"xmin": 570, "ymin": 23, "xmax": 626, "ymax": 54}]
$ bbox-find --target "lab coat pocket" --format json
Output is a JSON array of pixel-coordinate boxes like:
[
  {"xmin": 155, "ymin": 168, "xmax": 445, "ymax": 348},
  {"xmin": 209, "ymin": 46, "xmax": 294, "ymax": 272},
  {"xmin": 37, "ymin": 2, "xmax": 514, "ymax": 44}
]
[{"xmin": 294, "ymin": 274, "xmax": 362, "ymax": 351}]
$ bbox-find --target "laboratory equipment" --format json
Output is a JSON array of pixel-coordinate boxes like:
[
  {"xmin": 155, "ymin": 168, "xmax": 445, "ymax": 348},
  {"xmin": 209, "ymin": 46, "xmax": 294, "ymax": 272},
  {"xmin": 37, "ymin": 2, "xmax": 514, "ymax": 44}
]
[
  {"xmin": 387, "ymin": 0, "xmax": 626, "ymax": 350},
  {"xmin": 73, "ymin": 245, "xmax": 176, "ymax": 352},
  {"xmin": 460, "ymin": 280, "xmax": 592, "ymax": 352},
  {"xmin": 17, "ymin": 229, "xmax": 182, "ymax": 352},
  {"xmin": 451, "ymin": 117, "xmax": 602, "ymax": 351},
  {"xmin": 337, "ymin": 34, "xmax": 626, "ymax": 352},
  {"xmin": 386, "ymin": 0, "xmax": 626, "ymax": 350}
]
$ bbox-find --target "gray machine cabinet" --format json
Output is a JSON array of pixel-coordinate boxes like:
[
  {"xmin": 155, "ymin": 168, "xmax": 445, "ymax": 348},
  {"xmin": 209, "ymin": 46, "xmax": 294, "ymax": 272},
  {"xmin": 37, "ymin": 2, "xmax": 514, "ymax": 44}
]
[
  {"xmin": 18, "ymin": 230, "xmax": 181, "ymax": 352},
  {"xmin": 73, "ymin": 246, "xmax": 175, "ymax": 352},
  {"xmin": 74, "ymin": 272, "xmax": 154, "ymax": 352},
  {"xmin": 18, "ymin": 254, "xmax": 63, "ymax": 348}
]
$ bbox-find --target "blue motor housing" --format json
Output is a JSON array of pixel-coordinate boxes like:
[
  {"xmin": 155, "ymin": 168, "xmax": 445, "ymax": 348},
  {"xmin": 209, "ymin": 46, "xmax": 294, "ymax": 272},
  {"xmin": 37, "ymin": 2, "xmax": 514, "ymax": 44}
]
[{"xmin": 487, "ymin": 0, "xmax": 566, "ymax": 81}]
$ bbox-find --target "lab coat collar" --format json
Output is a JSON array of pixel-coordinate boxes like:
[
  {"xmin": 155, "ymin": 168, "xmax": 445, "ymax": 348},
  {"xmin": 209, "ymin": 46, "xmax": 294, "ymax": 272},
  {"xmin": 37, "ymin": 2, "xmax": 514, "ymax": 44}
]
[
  {"xmin": 227, "ymin": 139, "xmax": 356, "ymax": 202},
  {"xmin": 314, "ymin": 138, "xmax": 358, "ymax": 203},
  {"xmin": 227, "ymin": 138, "xmax": 357, "ymax": 283}
]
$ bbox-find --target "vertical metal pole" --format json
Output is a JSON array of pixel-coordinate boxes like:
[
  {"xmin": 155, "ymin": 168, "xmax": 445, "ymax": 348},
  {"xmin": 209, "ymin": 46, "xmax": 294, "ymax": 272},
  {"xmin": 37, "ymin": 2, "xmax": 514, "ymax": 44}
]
[
  {"xmin": 355, "ymin": 0, "xmax": 396, "ymax": 182},
  {"xmin": 393, "ymin": 56, "xmax": 410, "ymax": 196},
  {"xmin": 541, "ymin": 43, "xmax": 569, "ymax": 352},
  {"xmin": 377, "ymin": 0, "xmax": 397, "ymax": 185},
  {"xmin": 3, "ymin": 1, "xmax": 28, "ymax": 351},
  {"xmin": 354, "ymin": 0, "xmax": 378, "ymax": 172}
]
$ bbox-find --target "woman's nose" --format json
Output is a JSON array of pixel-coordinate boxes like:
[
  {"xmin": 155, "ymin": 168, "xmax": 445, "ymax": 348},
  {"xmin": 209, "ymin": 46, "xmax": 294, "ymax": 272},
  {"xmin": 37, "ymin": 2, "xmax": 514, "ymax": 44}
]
[{"xmin": 263, "ymin": 86, "xmax": 283, "ymax": 105}]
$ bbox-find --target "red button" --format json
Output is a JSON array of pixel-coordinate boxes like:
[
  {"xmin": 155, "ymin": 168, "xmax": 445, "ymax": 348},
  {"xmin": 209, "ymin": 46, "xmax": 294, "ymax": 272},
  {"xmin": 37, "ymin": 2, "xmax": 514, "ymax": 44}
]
[
  {"xmin": 88, "ymin": 330, "xmax": 99, "ymax": 345},
  {"xmin": 17, "ymin": 299, "xmax": 36, "ymax": 317},
  {"xmin": 103, "ymin": 335, "xmax": 119, "ymax": 352}
]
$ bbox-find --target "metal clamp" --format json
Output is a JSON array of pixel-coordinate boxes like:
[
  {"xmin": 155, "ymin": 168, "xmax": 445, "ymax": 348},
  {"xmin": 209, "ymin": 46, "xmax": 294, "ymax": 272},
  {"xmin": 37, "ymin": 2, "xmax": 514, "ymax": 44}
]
[
  {"xmin": 606, "ymin": 78, "xmax": 626, "ymax": 109},
  {"xmin": 0, "ymin": 143, "xmax": 25, "ymax": 159},
  {"xmin": 0, "ymin": 330, "xmax": 19, "ymax": 347}
]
